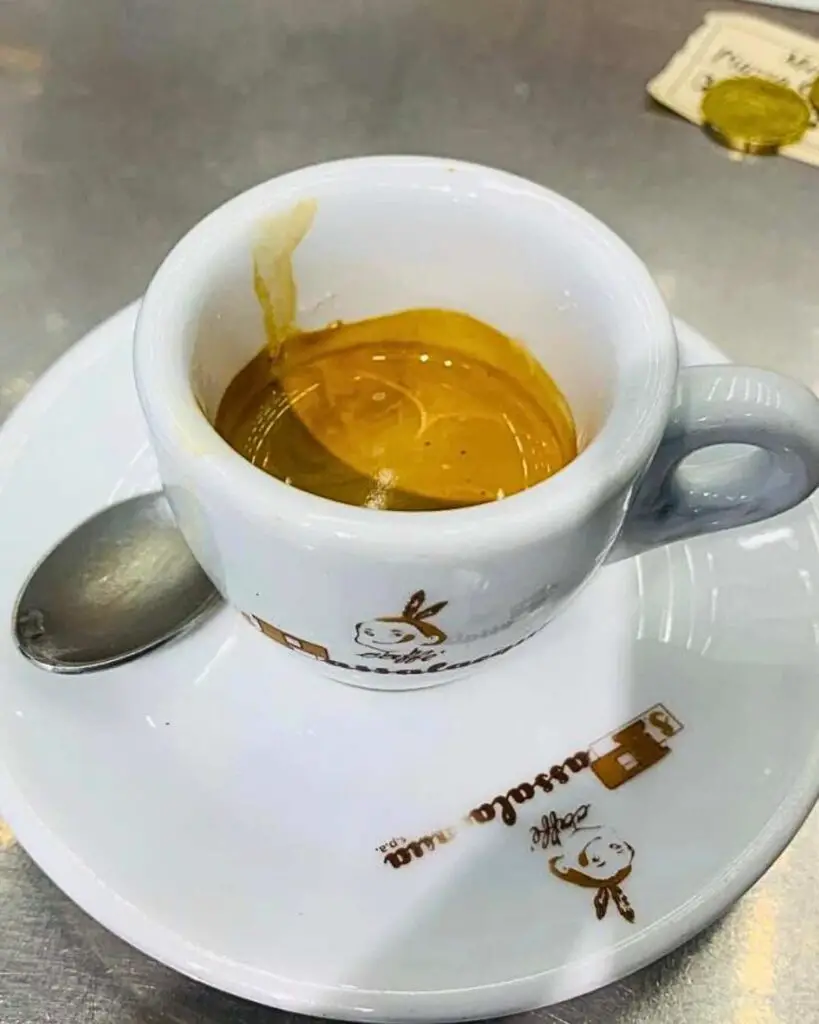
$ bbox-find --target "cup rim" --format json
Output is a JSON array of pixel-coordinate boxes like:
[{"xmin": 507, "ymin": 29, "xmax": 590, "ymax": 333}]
[{"xmin": 134, "ymin": 155, "xmax": 677, "ymax": 556}]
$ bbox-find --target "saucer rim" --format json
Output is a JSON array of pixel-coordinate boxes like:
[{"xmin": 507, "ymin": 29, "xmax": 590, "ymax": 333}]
[{"xmin": 0, "ymin": 304, "xmax": 817, "ymax": 1021}]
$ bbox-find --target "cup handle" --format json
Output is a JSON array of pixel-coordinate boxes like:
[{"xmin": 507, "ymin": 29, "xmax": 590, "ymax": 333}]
[{"xmin": 612, "ymin": 365, "xmax": 819, "ymax": 559}]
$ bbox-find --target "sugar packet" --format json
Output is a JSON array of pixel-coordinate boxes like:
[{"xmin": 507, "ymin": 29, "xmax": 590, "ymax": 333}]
[{"xmin": 647, "ymin": 11, "xmax": 819, "ymax": 165}]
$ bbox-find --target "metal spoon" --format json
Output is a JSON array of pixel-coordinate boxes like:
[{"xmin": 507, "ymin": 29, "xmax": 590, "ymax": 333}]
[{"xmin": 13, "ymin": 492, "xmax": 221, "ymax": 673}]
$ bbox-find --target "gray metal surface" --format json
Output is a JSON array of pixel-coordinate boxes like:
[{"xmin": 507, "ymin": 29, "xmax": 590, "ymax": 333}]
[
  {"xmin": 0, "ymin": 1, "xmax": 818, "ymax": 1021},
  {"xmin": 13, "ymin": 492, "xmax": 220, "ymax": 674}
]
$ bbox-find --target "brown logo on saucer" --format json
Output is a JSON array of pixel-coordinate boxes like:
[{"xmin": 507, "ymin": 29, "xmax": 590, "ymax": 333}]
[
  {"xmin": 588, "ymin": 706, "xmax": 682, "ymax": 789},
  {"xmin": 355, "ymin": 590, "xmax": 448, "ymax": 662},
  {"xmin": 377, "ymin": 828, "xmax": 458, "ymax": 868},
  {"xmin": 380, "ymin": 703, "xmax": 681, "ymax": 874},
  {"xmin": 532, "ymin": 806, "xmax": 636, "ymax": 923}
]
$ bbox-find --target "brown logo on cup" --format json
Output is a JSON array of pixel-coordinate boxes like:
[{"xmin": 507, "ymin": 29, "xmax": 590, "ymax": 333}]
[
  {"xmin": 244, "ymin": 586, "xmax": 548, "ymax": 675},
  {"xmin": 244, "ymin": 614, "xmax": 329, "ymax": 661},
  {"xmin": 355, "ymin": 590, "xmax": 448, "ymax": 662}
]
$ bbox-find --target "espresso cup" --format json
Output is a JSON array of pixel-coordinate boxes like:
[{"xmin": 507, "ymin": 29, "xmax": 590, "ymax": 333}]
[{"xmin": 134, "ymin": 157, "xmax": 819, "ymax": 689}]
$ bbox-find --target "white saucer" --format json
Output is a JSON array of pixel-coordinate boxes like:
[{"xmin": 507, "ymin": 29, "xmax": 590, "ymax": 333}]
[{"xmin": 1, "ymin": 305, "xmax": 819, "ymax": 1022}]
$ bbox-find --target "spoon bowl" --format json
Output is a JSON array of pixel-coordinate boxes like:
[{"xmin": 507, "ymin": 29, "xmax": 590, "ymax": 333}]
[{"xmin": 13, "ymin": 492, "xmax": 221, "ymax": 673}]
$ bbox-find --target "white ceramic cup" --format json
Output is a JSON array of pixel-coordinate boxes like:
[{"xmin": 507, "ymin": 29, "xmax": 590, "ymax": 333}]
[{"xmin": 134, "ymin": 156, "xmax": 819, "ymax": 689}]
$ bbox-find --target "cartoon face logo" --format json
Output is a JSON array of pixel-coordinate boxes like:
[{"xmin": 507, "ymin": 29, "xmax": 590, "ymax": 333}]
[
  {"xmin": 355, "ymin": 590, "xmax": 448, "ymax": 652},
  {"xmin": 547, "ymin": 823, "xmax": 636, "ymax": 923}
]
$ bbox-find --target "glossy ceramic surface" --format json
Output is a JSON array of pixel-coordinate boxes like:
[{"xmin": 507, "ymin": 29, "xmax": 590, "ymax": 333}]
[
  {"xmin": 0, "ymin": 307, "xmax": 817, "ymax": 1020},
  {"xmin": 133, "ymin": 157, "xmax": 819, "ymax": 689}
]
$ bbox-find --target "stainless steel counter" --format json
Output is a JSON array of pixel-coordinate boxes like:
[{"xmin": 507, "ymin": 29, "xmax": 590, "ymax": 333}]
[{"xmin": 1, "ymin": 1, "xmax": 818, "ymax": 1021}]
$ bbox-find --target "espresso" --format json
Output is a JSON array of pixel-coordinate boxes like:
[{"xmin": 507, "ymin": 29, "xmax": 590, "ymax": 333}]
[{"xmin": 215, "ymin": 308, "xmax": 577, "ymax": 511}]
